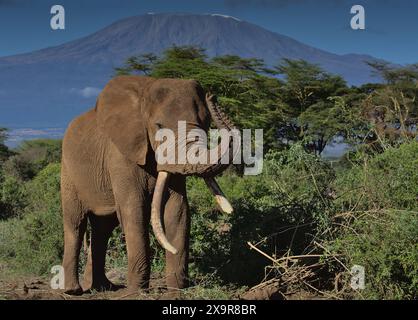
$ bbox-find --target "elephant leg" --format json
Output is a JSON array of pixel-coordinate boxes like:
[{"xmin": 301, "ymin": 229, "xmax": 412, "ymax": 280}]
[
  {"xmin": 108, "ymin": 160, "xmax": 151, "ymax": 292},
  {"xmin": 164, "ymin": 176, "xmax": 190, "ymax": 290},
  {"xmin": 82, "ymin": 213, "xmax": 119, "ymax": 291},
  {"xmin": 112, "ymin": 188, "xmax": 150, "ymax": 292},
  {"xmin": 122, "ymin": 205, "xmax": 151, "ymax": 292},
  {"xmin": 62, "ymin": 175, "xmax": 87, "ymax": 295}
]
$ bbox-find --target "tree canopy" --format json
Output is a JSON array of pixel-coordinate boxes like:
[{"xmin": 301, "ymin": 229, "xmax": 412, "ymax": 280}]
[{"xmin": 115, "ymin": 46, "xmax": 418, "ymax": 155}]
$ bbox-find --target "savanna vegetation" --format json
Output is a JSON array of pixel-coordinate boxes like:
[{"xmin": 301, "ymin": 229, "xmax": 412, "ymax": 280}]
[{"xmin": 0, "ymin": 47, "xmax": 417, "ymax": 300}]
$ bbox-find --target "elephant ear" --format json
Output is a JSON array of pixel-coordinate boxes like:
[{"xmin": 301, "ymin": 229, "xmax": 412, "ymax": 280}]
[{"xmin": 96, "ymin": 76, "xmax": 154, "ymax": 165}]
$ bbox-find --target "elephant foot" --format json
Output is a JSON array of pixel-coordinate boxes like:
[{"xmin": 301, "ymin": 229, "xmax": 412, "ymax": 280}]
[
  {"xmin": 64, "ymin": 284, "xmax": 84, "ymax": 296},
  {"xmin": 126, "ymin": 277, "xmax": 150, "ymax": 292},
  {"xmin": 84, "ymin": 277, "xmax": 124, "ymax": 293},
  {"xmin": 124, "ymin": 282, "xmax": 152, "ymax": 298}
]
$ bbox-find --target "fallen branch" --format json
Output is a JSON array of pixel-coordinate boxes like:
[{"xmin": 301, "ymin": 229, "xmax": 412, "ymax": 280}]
[
  {"xmin": 245, "ymin": 241, "xmax": 329, "ymax": 300},
  {"xmin": 247, "ymin": 241, "xmax": 323, "ymax": 264}
]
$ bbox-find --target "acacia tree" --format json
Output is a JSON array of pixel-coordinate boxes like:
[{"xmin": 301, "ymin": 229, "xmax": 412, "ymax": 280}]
[
  {"xmin": 115, "ymin": 46, "xmax": 288, "ymax": 151},
  {"xmin": 358, "ymin": 63, "xmax": 418, "ymax": 151},
  {"xmin": 115, "ymin": 53, "xmax": 158, "ymax": 76},
  {"xmin": 116, "ymin": 48, "xmax": 391, "ymax": 155},
  {"xmin": 368, "ymin": 61, "xmax": 418, "ymax": 86},
  {"xmin": 276, "ymin": 59, "xmax": 349, "ymax": 154}
]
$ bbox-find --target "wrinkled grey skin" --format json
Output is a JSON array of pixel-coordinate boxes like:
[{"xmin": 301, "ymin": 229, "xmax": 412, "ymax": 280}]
[{"xmin": 61, "ymin": 76, "xmax": 235, "ymax": 295}]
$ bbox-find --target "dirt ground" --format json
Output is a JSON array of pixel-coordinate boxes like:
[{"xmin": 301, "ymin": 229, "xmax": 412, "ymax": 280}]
[
  {"xmin": 0, "ymin": 274, "xmax": 182, "ymax": 300},
  {"xmin": 0, "ymin": 274, "xmax": 327, "ymax": 300},
  {"xmin": 0, "ymin": 260, "xmax": 329, "ymax": 300}
]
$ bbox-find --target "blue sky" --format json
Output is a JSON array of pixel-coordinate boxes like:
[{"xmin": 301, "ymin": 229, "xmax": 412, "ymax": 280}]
[{"xmin": 0, "ymin": 0, "xmax": 417, "ymax": 64}]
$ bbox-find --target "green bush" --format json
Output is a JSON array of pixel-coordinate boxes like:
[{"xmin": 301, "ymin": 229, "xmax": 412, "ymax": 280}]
[
  {"xmin": 3, "ymin": 139, "xmax": 62, "ymax": 181},
  {"xmin": 186, "ymin": 144, "xmax": 335, "ymax": 285},
  {"xmin": 0, "ymin": 163, "xmax": 63, "ymax": 276},
  {"xmin": 0, "ymin": 174, "xmax": 27, "ymax": 219},
  {"xmin": 329, "ymin": 210, "xmax": 417, "ymax": 299},
  {"xmin": 25, "ymin": 163, "xmax": 61, "ymax": 213},
  {"xmin": 106, "ymin": 226, "xmax": 127, "ymax": 271},
  {"xmin": 334, "ymin": 141, "xmax": 418, "ymax": 212},
  {"xmin": 327, "ymin": 141, "xmax": 418, "ymax": 299}
]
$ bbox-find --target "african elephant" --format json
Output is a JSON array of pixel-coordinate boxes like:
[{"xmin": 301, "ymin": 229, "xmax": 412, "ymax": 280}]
[{"xmin": 61, "ymin": 76, "xmax": 239, "ymax": 295}]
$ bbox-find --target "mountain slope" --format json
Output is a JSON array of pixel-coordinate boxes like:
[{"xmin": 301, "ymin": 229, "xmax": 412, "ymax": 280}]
[{"xmin": 0, "ymin": 13, "xmax": 383, "ymax": 127}]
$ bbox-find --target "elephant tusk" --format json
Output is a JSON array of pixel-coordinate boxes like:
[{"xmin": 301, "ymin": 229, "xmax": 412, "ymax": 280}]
[
  {"xmin": 204, "ymin": 177, "xmax": 234, "ymax": 214},
  {"xmin": 151, "ymin": 171, "xmax": 178, "ymax": 255}
]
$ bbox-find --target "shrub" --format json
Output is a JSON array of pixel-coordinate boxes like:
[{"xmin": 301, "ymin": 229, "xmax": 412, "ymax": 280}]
[
  {"xmin": 106, "ymin": 226, "xmax": 127, "ymax": 271},
  {"xmin": 186, "ymin": 143, "xmax": 335, "ymax": 285},
  {"xmin": 25, "ymin": 163, "xmax": 61, "ymax": 213},
  {"xmin": 329, "ymin": 210, "xmax": 417, "ymax": 299},
  {"xmin": 0, "ymin": 174, "xmax": 27, "ymax": 219},
  {"xmin": 0, "ymin": 164, "xmax": 63, "ymax": 276},
  {"xmin": 334, "ymin": 141, "xmax": 418, "ymax": 212},
  {"xmin": 3, "ymin": 139, "xmax": 62, "ymax": 181},
  {"xmin": 327, "ymin": 141, "xmax": 418, "ymax": 299}
]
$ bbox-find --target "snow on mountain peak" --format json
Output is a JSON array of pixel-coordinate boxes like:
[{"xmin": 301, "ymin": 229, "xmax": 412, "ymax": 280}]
[{"xmin": 210, "ymin": 14, "xmax": 241, "ymax": 22}]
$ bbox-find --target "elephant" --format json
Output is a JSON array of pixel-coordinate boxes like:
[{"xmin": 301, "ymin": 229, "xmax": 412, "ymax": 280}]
[{"xmin": 61, "ymin": 75, "xmax": 239, "ymax": 295}]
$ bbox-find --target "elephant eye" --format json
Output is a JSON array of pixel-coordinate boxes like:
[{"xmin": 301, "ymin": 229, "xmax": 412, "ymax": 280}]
[{"xmin": 156, "ymin": 123, "xmax": 163, "ymax": 129}]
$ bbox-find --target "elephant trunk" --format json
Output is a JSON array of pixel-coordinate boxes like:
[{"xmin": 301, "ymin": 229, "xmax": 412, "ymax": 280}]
[
  {"xmin": 151, "ymin": 94, "xmax": 237, "ymax": 255},
  {"xmin": 187, "ymin": 94, "xmax": 240, "ymax": 178},
  {"xmin": 205, "ymin": 93, "xmax": 236, "ymax": 131}
]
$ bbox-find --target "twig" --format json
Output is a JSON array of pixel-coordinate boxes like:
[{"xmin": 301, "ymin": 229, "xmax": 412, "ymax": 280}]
[
  {"xmin": 313, "ymin": 241, "xmax": 349, "ymax": 272},
  {"xmin": 248, "ymin": 241, "xmax": 323, "ymax": 264},
  {"xmin": 247, "ymin": 242, "xmax": 277, "ymax": 264},
  {"xmin": 276, "ymin": 254, "xmax": 323, "ymax": 263},
  {"xmin": 302, "ymin": 280, "xmax": 342, "ymax": 300}
]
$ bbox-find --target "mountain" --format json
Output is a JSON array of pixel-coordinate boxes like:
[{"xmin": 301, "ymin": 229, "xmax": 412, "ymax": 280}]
[{"xmin": 0, "ymin": 13, "xmax": 384, "ymax": 128}]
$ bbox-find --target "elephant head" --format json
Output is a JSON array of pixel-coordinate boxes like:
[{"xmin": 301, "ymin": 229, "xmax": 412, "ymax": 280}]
[{"xmin": 95, "ymin": 76, "xmax": 240, "ymax": 254}]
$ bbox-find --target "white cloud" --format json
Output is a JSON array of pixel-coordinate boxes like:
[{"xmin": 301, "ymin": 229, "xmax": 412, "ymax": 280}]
[
  {"xmin": 70, "ymin": 86, "xmax": 101, "ymax": 98},
  {"xmin": 79, "ymin": 86, "xmax": 101, "ymax": 98}
]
